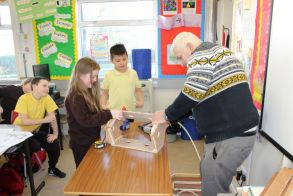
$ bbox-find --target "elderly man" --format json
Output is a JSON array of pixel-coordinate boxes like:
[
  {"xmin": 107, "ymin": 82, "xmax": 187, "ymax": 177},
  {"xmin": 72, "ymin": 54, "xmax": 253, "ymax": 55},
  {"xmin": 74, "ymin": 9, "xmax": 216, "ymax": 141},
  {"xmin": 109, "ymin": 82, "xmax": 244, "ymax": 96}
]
[{"xmin": 152, "ymin": 32, "xmax": 259, "ymax": 196}]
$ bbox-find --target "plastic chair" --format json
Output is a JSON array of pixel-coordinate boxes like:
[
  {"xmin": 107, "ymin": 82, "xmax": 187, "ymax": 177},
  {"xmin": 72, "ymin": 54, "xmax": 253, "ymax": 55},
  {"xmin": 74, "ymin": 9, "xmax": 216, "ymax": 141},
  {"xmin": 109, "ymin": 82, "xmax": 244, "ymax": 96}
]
[{"xmin": 10, "ymin": 110, "xmax": 18, "ymax": 124}]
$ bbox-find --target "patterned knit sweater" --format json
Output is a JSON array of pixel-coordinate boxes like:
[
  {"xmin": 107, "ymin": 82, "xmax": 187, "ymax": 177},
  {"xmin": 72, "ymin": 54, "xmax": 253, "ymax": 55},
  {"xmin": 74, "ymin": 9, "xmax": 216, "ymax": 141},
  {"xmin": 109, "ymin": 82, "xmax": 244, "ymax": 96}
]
[{"xmin": 165, "ymin": 42, "xmax": 259, "ymax": 143}]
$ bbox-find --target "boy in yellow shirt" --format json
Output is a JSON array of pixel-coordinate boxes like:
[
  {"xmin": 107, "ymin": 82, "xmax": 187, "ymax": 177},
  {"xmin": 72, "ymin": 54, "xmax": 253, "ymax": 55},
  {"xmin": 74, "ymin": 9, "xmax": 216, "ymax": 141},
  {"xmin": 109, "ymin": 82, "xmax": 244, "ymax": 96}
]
[
  {"xmin": 101, "ymin": 44, "xmax": 144, "ymax": 111},
  {"xmin": 14, "ymin": 76, "xmax": 66, "ymax": 178}
]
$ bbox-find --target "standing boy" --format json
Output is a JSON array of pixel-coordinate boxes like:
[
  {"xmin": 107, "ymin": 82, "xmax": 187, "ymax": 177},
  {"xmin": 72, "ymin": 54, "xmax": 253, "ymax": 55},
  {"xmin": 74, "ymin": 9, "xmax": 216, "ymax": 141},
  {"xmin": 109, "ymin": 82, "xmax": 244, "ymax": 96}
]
[
  {"xmin": 101, "ymin": 43, "xmax": 144, "ymax": 111},
  {"xmin": 14, "ymin": 76, "xmax": 66, "ymax": 178}
]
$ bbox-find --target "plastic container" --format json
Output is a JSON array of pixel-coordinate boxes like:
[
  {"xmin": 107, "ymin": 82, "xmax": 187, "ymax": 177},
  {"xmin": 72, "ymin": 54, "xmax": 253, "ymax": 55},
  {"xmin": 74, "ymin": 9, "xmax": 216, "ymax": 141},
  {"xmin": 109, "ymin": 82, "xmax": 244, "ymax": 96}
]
[
  {"xmin": 131, "ymin": 49, "xmax": 151, "ymax": 79},
  {"xmin": 181, "ymin": 116, "xmax": 202, "ymax": 140}
]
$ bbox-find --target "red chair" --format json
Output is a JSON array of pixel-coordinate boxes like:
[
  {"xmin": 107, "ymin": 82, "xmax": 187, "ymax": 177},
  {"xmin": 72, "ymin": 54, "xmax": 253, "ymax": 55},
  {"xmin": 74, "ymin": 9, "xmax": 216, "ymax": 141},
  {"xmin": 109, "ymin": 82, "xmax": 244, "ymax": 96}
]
[{"xmin": 10, "ymin": 110, "xmax": 18, "ymax": 124}]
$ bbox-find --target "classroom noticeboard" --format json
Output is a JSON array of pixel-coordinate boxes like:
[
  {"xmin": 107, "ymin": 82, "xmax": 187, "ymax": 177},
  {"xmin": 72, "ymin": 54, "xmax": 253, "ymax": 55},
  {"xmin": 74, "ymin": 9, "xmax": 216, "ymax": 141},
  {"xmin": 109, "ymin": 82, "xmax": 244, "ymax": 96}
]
[
  {"xmin": 158, "ymin": 0, "xmax": 203, "ymax": 78},
  {"xmin": 33, "ymin": 0, "xmax": 77, "ymax": 80}
]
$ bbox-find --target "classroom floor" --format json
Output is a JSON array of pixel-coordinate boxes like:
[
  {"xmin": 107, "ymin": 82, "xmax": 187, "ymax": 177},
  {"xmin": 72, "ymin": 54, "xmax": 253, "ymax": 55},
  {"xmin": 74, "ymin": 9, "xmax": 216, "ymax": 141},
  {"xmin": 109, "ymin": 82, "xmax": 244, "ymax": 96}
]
[{"xmin": 22, "ymin": 135, "xmax": 204, "ymax": 196}]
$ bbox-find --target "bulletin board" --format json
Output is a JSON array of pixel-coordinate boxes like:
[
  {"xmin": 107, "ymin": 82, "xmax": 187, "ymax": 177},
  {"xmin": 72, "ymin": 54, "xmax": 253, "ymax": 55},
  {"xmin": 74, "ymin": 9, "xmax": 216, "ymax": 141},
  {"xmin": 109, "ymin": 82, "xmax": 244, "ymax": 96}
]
[
  {"xmin": 33, "ymin": 0, "xmax": 77, "ymax": 80},
  {"xmin": 158, "ymin": 0, "xmax": 204, "ymax": 78}
]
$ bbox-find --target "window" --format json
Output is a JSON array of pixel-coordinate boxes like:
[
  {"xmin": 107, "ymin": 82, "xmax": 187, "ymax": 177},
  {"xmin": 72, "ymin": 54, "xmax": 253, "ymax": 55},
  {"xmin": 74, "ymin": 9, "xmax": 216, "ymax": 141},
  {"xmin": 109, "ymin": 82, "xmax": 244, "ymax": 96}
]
[
  {"xmin": 77, "ymin": 0, "xmax": 157, "ymax": 77},
  {"xmin": 0, "ymin": 4, "xmax": 17, "ymax": 79}
]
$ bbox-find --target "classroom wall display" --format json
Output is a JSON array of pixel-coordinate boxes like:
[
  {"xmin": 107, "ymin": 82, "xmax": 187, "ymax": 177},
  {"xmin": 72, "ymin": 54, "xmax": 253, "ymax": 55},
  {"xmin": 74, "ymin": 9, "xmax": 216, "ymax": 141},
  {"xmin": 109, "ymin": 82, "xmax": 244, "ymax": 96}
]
[
  {"xmin": 250, "ymin": 0, "xmax": 272, "ymax": 110},
  {"xmin": 158, "ymin": 0, "xmax": 204, "ymax": 78},
  {"xmin": 163, "ymin": 0, "xmax": 178, "ymax": 15},
  {"xmin": 89, "ymin": 33, "xmax": 109, "ymax": 62},
  {"xmin": 13, "ymin": 0, "xmax": 57, "ymax": 23},
  {"xmin": 33, "ymin": 0, "xmax": 77, "ymax": 80},
  {"xmin": 260, "ymin": 0, "xmax": 293, "ymax": 161}
]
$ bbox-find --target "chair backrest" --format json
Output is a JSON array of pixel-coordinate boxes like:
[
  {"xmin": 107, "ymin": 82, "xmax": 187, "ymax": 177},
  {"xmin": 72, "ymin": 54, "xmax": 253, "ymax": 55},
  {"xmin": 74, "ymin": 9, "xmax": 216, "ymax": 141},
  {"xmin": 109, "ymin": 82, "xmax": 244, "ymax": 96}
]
[{"xmin": 10, "ymin": 110, "xmax": 18, "ymax": 124}]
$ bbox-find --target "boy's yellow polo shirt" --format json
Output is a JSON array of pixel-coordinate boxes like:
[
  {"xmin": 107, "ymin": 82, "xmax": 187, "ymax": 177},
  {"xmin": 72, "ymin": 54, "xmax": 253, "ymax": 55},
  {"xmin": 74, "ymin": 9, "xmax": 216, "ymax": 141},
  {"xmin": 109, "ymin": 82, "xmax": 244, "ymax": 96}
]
[
  {"xmin": 13, "ymin": 93, "xmax": 58, "ymax": 127},
  {"xmin": 101, "ymin": 68, "xmax": 141, "ymax": 111}
]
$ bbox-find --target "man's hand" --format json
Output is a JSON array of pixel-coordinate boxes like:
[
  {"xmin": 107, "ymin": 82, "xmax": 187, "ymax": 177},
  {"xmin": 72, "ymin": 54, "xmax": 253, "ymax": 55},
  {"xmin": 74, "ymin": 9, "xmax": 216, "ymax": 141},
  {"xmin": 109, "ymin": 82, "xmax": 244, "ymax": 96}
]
[
  {"xmin": 47, "ymin": 133, "xmax": 58, "ymax": 143},
  {"xmin": 152, "ymin": 110, "xmax": 167, "ymax": 124}
]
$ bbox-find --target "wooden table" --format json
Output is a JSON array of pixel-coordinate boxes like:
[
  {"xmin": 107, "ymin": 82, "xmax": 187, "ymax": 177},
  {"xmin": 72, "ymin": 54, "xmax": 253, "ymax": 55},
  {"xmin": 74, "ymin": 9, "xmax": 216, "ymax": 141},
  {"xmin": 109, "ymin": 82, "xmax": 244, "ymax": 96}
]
[{"xmin": 64, "ymin": 122, "xmax": 172, "ymax": 195}]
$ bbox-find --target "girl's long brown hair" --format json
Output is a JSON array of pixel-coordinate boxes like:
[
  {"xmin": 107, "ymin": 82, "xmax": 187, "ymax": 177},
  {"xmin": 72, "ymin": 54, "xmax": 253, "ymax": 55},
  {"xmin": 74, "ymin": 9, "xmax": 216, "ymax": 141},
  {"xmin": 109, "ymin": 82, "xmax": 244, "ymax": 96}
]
[{"xmin": 66, "ymin": 57, "xmax": 101, "ymax": 112}]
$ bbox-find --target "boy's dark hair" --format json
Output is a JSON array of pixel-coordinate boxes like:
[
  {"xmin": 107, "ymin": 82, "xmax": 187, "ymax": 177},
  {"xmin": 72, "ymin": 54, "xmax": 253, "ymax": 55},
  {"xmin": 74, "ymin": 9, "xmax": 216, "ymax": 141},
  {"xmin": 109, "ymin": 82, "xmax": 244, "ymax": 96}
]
[
  {"xmin": 110, "ymin": 44, "xmax": 128, "ymax": 60},
  {"xmin": 31, "ymin": 76, "xmax": 50, "ymax": 86}
]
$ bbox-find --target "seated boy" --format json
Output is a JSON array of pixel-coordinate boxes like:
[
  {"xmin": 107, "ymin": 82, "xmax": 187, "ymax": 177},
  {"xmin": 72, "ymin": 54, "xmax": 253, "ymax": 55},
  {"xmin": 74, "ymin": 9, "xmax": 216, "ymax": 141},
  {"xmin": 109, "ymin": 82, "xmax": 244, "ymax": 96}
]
[{"xmin": 13, "ymin": 76, "xmax": 66, "ymax": 178}]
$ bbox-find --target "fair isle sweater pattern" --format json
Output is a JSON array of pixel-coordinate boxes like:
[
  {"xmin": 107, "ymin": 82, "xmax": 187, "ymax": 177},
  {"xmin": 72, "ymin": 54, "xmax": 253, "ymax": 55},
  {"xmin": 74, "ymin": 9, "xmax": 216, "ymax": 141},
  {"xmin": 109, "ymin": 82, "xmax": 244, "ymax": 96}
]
[{"xmin": 182, "ymin": 43, "xmax": 247, "ymax": 102}]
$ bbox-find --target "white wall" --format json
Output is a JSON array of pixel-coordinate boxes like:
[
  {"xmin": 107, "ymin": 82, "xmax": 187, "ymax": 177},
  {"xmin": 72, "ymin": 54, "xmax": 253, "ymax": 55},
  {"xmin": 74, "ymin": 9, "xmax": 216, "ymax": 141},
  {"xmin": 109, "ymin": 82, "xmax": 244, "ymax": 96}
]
[
  {"xmin": 152, "ymin": 88, "xmax": 181, "ymax": 111},
  {"xmin": 249, "ymin": 137, "xmax": 286, "ymax": 185}
]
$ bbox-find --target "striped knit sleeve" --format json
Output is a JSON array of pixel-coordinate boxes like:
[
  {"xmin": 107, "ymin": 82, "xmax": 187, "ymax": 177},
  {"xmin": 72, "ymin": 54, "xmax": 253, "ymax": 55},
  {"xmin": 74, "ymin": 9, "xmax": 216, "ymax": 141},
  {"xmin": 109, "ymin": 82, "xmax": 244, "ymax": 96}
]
[
  {"xmin": 165, "ymin": 92, "xmax": 196, "ymax": 122},
  {"xmin": 182, "ymin": 64, "xmax": 214, "ymax": 102}
]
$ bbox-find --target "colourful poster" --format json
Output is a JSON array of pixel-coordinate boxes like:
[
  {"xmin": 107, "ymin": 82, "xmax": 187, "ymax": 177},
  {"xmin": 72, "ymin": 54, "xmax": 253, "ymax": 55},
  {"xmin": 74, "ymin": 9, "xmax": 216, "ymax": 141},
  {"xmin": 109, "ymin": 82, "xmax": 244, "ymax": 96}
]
[
  {"xmin": 33, "ymin": 0, "xmax": 77, "ymax": 80},
  {"xmin": 182, "ymin": 0, "xmax": 196, "ymax": 13},
  {"xmin": 159, "ymin": 0, "xmax": 203, "ymax": 78},
  {"xmin": 163, "ymin": 0, "xmax": 178, "ymax": 15},
  {"xmin": 250, "ymin": 0, "xmax": 272, "ymax": 110},
  {"xmin": 90, "ymin": 33, "xmax": 109, "ymax": 62},
  {"xmin": 14, "ymin": 0, "xmax": 57, "ymax": 23}
]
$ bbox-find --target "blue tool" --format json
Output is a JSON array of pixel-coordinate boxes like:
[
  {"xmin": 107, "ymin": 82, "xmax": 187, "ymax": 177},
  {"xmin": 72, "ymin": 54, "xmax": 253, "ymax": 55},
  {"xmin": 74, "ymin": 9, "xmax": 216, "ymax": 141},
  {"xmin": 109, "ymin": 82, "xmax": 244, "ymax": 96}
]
[{"xmin": 120, "ymin": 119, "xmax": 130, "ymax": 131}]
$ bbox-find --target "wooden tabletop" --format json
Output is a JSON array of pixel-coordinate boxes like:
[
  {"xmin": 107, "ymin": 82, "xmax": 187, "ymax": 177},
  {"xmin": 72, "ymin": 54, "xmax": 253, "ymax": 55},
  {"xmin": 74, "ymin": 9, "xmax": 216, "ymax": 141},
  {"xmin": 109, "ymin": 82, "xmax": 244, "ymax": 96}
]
[{"xmin": 64, "ymin": 122, "xmax": 172, "ymax": 195}]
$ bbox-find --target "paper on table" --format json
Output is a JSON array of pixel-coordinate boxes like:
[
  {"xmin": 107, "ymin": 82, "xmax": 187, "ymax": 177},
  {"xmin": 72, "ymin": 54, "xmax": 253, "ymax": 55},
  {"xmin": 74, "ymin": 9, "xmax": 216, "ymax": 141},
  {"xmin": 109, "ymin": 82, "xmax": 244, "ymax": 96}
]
[{"xmin": 0, "ymin": 125, "xmax": 33, "ymax": 155}]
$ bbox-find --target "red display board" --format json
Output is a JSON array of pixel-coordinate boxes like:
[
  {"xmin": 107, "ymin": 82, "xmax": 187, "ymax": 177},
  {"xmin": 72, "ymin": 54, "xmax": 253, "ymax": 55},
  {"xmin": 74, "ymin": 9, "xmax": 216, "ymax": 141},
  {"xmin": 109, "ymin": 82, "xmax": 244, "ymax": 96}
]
[{"xmin": 159, "ymin": 0, "xmax": 202, "ymax": 78}]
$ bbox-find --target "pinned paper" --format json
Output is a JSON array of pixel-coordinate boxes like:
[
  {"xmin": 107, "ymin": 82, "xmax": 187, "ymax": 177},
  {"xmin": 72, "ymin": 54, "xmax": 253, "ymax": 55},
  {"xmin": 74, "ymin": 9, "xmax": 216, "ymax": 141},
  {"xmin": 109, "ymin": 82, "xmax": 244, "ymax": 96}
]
[
  {"xmin": 37, "ymin": 21, "xmax": 55, "ymax": 37},
  {"xmin": 182, "ymin": 0, "xmax": 196, "ymax": 14},
  {"xmin": 54, "ymin": 18, "xmax": 73, "ymax": 29},
  {"xmin": 51, "ymin": 31, "xmax": 68, "ymax": 43},
  {"xmin": 55, "ymin": 13, "xmax": 71, "ymax": 19},
  {"xmin": 157, "ymin": 13, "xmax": 201, "ymax": 30},
  {"xmin": 41, "ymin": 42, "xmax": 57, "ymax": 58},
  {"xmin": 54, "ymin": 59, "xmax": 68, "ymax": 68},
  {"xmin": 54, "ymin": 52, "xmax": 72, "ymax": 68},
  {"xmin": 15, "ymin": 0, "xmax": 31, "ymax": 6},
  {"xmin": 163, "ymin": 0, "xmax": 178, "ymax": 15}
]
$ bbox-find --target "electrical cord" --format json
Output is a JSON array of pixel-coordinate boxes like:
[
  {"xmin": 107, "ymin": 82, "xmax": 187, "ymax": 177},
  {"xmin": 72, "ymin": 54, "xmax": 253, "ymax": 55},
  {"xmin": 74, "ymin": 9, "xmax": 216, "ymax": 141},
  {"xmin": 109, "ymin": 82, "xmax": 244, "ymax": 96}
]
[
  {"xmin": 171, "ymin": 122, "xmax": 202, "ymax": 196},
  {"xmin": 177, "ymin": 122, "xmax": 201, "ymax": 161},
  {"xmin": 176, "ymin": 190, "xmax": 199, "ymax": 196}
]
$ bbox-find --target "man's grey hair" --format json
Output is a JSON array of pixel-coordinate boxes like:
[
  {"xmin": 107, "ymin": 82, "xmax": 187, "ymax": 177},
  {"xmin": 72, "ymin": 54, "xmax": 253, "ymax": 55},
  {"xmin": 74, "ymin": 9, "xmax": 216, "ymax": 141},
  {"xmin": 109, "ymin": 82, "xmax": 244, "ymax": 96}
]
[{"xmin": 170, "ymin": 32, "xmax": 201, "ymax": 55}]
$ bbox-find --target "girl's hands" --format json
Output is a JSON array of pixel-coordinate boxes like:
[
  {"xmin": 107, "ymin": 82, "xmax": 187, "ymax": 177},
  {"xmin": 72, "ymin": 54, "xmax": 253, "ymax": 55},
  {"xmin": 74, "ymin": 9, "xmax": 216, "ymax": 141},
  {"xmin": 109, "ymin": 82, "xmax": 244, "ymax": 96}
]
[{"xmin": 110, "ymin": 109, "xmax": 123, "ymax": 120}]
